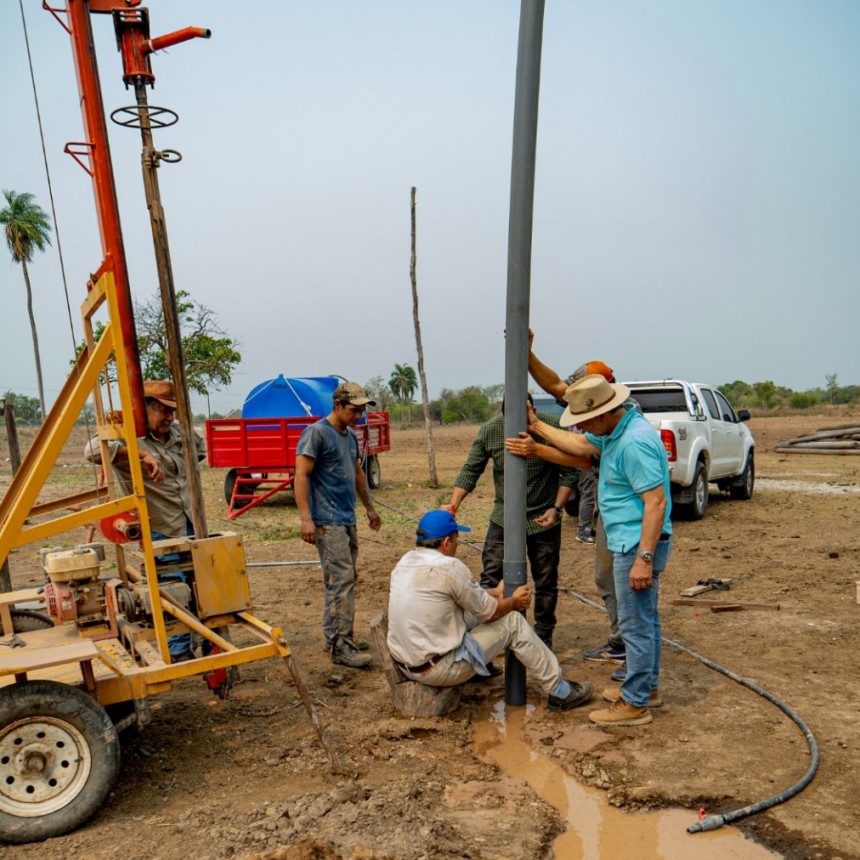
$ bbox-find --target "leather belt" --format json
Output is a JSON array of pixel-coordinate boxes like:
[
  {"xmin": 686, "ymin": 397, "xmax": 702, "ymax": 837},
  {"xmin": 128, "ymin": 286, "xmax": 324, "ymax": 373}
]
[{"xmin": 398, "ymin": 653, "xmax": 444, "ymax": 674}]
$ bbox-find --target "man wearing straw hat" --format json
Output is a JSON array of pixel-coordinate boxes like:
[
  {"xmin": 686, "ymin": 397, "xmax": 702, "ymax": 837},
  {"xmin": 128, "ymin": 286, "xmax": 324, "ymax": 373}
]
[{"xmin": 506, "ymin": 374, "xmax": 673, "ymax": 726}]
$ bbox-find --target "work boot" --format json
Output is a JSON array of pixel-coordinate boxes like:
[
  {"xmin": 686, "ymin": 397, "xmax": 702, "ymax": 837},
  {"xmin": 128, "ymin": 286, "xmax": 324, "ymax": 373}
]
[
  {"xmin": 588, "ymin": 697, "xmax": 652, "ymax": 726},
  {"xmin": 547, "ymin": 680, "xmax": 593, "ymax": 711},
  {"xmin": 331, "ymin": 636, "xmax": 372, "ymax": 669},
  {"xmin": 602, "ymin": 687, "xmax": 662, "ymax": 708},
  {"xmin": 324, "ymin": 635, "xmax": 370, "ymax": 654}
]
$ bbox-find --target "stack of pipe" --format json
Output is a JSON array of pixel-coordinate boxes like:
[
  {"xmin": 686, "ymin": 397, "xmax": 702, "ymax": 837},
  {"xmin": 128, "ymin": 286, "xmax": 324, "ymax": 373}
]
[{"xmin": 775, "ymin": 424, "xmax": 860, "ymax": 455}]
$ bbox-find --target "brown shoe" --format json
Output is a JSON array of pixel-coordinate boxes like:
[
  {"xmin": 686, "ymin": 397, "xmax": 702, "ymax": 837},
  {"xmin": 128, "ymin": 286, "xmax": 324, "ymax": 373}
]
[
  {"xmin": 589, "ymin": 697, "xmax": 652, "ymax": 726},
  {"xmin": 602, "ymin": 687, "xmax": 662, "ymax": 708}
]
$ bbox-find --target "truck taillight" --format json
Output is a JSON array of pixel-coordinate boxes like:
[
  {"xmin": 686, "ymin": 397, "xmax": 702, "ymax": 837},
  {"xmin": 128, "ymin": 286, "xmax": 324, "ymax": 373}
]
[{"xmin": 660, "ymin": 429, "xmax": 677, "ymax": 462}]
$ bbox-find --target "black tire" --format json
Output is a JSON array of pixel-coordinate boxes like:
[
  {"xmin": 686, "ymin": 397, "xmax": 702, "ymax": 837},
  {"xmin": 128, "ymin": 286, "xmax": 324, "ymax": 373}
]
[
  {"xmin": 681, "ymin": 462, "xmax": 708, "ymax": 520},
  {"xmin": 223, "ymin": 469, "xmax": 239, "ymax": 505},
  {"xmin": 0, "ymin": 681, "xmax": 120, "ymax": 844},
  {"xmin": 730, "ymin": 452, "xmax": 755, "ymax": 501},
  {"xmin": 365, "ymin": 455, "xmax": 382, "ymax": 490},
  {"xmin": 10, "ymin": 610, "xmax": 53, "ymax": 632}
]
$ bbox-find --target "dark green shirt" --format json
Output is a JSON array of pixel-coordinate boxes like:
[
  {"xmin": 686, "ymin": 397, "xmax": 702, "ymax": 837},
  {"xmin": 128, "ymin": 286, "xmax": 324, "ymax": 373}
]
[{"xmin": 454, "ymin": 412, "xmax": 579, "ymax": 535}]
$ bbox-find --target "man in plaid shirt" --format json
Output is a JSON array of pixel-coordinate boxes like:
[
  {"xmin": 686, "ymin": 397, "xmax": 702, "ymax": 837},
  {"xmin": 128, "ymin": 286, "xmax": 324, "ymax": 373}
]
[{"xmin": 446, "ymin": 395, "xmax": 579, "ymax": 650}]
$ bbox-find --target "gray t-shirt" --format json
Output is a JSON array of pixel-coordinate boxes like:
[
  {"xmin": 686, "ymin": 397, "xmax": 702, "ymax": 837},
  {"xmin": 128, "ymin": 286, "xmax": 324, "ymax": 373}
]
[{"xmin": 295, "ymin": 418, "xmax": 359, "ymax": 526}]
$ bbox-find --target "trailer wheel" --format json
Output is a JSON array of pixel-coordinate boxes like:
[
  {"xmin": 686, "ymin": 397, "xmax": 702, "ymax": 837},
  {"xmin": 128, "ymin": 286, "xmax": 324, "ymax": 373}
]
[
  {"xmin": 224, "ymin": 469, "xmax": 239, "ymax": 504},
  {"xmin": 10, "ymin": 610, "xmax": 53, "ymax": 632},
  {"xmin": 365, "ymin": 455, "xmax": 382, "ymax": 490},
  {"xmin": 0, "ymin": 681, "xmax": 120, "ymax": 844}
]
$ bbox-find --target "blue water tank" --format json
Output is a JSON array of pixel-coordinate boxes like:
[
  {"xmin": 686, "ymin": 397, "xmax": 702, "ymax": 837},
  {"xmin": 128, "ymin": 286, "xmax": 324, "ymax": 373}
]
[{"xmin": 242, "ymin": 375, "xmax": 348, "ymax": 420}]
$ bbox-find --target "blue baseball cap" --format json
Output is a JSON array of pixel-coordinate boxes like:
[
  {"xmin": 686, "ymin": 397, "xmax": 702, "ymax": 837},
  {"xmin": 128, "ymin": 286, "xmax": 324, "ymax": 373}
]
[{"xmin": 416, "ymin": 510, "xmax": 472, "ymax": 541}]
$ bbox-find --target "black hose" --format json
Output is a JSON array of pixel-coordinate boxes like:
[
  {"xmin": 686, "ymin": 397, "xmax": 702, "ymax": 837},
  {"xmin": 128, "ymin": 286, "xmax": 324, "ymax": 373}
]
[{"xmin": 559, "ymin": 586, "xmax": 820, "ymax": 833}]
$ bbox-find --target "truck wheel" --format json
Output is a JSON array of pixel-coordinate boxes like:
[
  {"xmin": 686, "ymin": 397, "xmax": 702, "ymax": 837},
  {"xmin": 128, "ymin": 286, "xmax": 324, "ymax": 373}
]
[
  {"xmin": 730, "ymin": 453, "xmax": 755, "ymax": 500},
  {"xmin": 681, "ymin": 462, "xmax": 708, "ymax": 520},
  {"xmin": 365, "ymin": 455, "xmax": 382, "ymax": 490},
  {"xmin": 10, "ymin": 610, "xmax": 53, "ymax": 632},
  {"xmin": 0, "ymin": 681, "xmax": 120, "ymax": 844}
]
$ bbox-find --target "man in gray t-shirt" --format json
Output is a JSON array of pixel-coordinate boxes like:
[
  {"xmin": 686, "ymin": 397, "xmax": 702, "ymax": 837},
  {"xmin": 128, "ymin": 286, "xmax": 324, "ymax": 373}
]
[{"xmin": 295, "ymin": 381, "xmax": 381, "ymax": 669}]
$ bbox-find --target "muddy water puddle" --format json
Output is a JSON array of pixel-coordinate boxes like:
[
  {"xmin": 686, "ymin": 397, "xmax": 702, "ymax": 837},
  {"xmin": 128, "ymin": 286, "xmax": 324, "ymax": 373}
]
[{"xmin": 473, "ymin": 702, "xmax": 779, "ymax": 859}]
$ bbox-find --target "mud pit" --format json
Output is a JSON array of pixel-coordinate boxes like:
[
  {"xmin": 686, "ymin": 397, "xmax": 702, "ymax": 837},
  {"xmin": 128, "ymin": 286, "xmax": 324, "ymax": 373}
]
[{"xmin": 2, "ymin": 412, "xmax": 859, "ymax": 859}]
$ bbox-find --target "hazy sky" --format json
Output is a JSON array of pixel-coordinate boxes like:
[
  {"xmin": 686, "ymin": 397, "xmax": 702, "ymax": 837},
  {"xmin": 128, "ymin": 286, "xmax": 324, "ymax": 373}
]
[{"xmin": 2, "ymin": 1, "xmax": 858, "ymax": 416}]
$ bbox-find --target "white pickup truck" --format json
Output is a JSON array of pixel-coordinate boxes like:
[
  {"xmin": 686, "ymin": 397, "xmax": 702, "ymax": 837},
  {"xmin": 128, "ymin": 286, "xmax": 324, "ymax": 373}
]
[{"xmin": 622, "ymin": 379, "xmax": 756, "ymax": 519}]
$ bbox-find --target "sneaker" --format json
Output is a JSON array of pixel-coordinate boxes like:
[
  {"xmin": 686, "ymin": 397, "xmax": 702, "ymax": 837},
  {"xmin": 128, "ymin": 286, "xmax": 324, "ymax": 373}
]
[
  {"xmin": 611, "ymin": 661, "xmax": 627, "ymax": 682},
  {"xmin": 583, "ymin": 640, "xmax": 626, "ymax": 664},
  {"xmin": 547, "ymin": 679, "xmax": 594, "ymax": 712},
  {"xmin": 602, "ymin": 687, "xmax": 662, "ymax": 708},
  {"xmin": 589, "ymin": 697, "xmax": 652, "ymax": 726},
  {"xmin": 331, "ymin": 637, "xmax": 372, "ymax": 669},
  {"xmin": 576, "ymin": 534, "xmax": 595, "ymax": 544}
]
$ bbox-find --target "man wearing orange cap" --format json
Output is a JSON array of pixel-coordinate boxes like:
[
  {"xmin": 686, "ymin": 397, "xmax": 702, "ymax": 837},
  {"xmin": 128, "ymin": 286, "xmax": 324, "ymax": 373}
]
[
  {"xmin": 526, "ymin": 332, "xmax": 626, "ymax": 671},
  {"xmin": 85, "ymin": 379, "xmax": 206, "ymax": 660}
]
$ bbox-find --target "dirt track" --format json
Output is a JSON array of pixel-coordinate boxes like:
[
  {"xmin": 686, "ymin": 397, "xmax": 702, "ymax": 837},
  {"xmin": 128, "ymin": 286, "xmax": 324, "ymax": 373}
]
[{"xmin": 2, "ymin": 412, "xmax": 859, "ymax": 859}]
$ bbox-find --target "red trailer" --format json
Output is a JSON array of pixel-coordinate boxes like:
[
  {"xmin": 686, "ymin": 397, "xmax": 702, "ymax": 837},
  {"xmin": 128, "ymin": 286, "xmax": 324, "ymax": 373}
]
[{"xmin": 206, "ymin": 412, "xmax": 391, "ymax": 519}]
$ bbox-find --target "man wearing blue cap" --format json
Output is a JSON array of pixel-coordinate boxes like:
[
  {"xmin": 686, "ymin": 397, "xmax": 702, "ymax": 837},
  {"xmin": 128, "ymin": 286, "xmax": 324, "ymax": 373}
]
[{"xmin": 386, "ymin": 510, "xmax": 593, "ymax": 711}]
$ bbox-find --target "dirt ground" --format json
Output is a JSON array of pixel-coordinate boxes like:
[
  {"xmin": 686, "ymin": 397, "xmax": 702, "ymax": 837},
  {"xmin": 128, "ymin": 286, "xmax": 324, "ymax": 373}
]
[{"xmin": 2, "ymin": 411, "xmax": 859, "ymax": 859}]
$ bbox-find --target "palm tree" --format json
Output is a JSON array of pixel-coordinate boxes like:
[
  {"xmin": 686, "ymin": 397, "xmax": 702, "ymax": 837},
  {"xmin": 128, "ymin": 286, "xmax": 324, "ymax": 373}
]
[
  {"xmin": 389, "ymin": 363, "xmax": 417, "ymax": 428},
  {"xmin": 1, "ymin": 190, "xmax": 52, "ymax": 421}
]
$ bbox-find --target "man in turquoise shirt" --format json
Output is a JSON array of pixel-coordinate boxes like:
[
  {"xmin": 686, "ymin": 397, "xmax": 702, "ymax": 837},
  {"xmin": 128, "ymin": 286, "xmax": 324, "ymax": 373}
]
[{"xmin": 506, "ymin": 374, "xmax": 672, "ymax": 726}]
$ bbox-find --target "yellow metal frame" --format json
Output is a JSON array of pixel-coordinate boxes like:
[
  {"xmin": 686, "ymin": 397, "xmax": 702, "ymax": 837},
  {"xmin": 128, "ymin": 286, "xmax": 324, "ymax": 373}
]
[{"xmin": 0, "ymin": 270, "xmax": 290, "ymax": 706}]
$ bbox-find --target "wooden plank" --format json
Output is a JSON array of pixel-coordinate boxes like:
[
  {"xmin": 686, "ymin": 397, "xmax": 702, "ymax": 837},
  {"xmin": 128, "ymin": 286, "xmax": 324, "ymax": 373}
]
[
  {"xmin": 671, "ymin": 598, "xmax": 780, "ymax": 611},
  {"xmin": 680, "ymin": 579, "xmax": 732, "ymax": 598},
  {"xmin": 0, "ymin": 639, "xmax": 100, "ymax": 674}
]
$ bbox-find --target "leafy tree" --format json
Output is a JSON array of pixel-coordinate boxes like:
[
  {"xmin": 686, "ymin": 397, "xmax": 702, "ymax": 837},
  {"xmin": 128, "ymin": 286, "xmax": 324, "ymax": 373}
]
[
  {"xmin": 388, "ymin": 363, "xmax": 417, "ymax": 427},
  {"xmin": 751, "ymin": 380, "xmax": 778, "ymax": 409},
  {"xmin": 826, "ymin": 373, "xmax": 839, "ymax": 404},
  {"xmin": 363, "ymin": 375, "xmax": 395, "ymax": 409},
  {"xmin": 441, "ymin": 386, "xmax": 493, "ymax": 424},
  {"xmin": 133, "ymin": 290, "xmax": 241, "ymax": 395},
  {"xmin": 1, "ymin": 190, "xmax": 52, "ymax": 421},
  {"xmin": 789, "ymin": 391, "xmax": 818, "ymax": 409},
  {"xmin": 1, "ymin": 391, "xmax": 42, "ymax": 424}
]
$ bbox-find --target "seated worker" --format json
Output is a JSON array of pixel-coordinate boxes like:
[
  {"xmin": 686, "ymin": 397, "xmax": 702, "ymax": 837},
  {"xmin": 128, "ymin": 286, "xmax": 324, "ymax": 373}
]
[
  {"xmin": 85, "ymin": 379, "xmax": 205, "ymax": 661},
  {"xmin": 386, "ymin": 510, "xmax": 593, "ymax": 712}
]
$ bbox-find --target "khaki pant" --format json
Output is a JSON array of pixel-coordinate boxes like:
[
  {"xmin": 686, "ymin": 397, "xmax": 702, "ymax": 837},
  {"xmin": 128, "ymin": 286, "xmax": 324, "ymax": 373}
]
[{"xmin": 401, "ymin": 612, "xmax": 562, "ymax": 695}]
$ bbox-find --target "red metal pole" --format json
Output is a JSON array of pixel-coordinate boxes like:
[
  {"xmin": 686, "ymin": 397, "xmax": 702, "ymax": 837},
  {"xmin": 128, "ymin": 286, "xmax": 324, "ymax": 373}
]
[{"xmin": 65, "ymin": 0, "xmax": 146, "ymax": 436}]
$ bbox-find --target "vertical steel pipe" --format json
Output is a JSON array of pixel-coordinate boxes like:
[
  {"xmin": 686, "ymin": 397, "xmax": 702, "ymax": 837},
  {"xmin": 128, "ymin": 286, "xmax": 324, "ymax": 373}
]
[{"xmin": 503, "ymin": 0, "xmax": 545, "ymax": 706}]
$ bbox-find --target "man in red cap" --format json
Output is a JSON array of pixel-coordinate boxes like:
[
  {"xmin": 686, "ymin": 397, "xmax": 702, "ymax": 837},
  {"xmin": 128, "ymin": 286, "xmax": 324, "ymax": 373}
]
[
  {"xmin": 85, "ymin": 379, "xmax": 205, "ymax": 660},
  {"xmin": 526, "ymin": 331, "xmax": 627, "ymax": 672}
]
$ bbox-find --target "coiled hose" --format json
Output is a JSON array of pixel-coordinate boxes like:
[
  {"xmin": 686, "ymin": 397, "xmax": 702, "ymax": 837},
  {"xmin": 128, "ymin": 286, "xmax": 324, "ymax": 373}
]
[{"xmin": 560, "ymin": 587, "xmax": 820, "ymax": 833}]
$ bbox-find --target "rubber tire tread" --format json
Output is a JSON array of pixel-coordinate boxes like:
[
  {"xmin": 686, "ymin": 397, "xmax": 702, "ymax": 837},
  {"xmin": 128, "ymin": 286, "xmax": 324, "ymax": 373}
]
[
  {"xmin": 0, "ymin": 681, "xmax": 120, "ymax": 844},
  {"xmin": 9, "ymin": 610, "xmax": 53, "ymax": 632}
]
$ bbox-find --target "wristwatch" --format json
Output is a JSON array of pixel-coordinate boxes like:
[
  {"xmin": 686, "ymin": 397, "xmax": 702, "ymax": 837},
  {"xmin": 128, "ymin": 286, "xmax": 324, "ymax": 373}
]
[
  {"xmin": 639, "ymin": 550, "xmax": 654, "ymax": 563},
  {"xmin": 552, "ymin": 505, "xmax": 563, "ymax": 515}
]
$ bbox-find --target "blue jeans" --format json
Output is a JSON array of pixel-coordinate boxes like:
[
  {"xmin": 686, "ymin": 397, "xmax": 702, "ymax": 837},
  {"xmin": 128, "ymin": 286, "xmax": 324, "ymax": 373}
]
[
  {"xmin": 612, "ymin": 535, "xmax": 672, "ymax": 707},
  {"xmin": 152, "ymin": 527, "xmax": 194, "ymax": 657}
]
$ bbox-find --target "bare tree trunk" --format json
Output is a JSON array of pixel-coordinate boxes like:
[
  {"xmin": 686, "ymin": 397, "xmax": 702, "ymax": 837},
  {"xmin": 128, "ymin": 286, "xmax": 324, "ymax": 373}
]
[
  {"xmin": 21, "ymin": 259, "xmax": 46, "ymax": 422},
  {"xmin": 410, "ymin": 187, "xmax": 438, "ymax": 488},
  {"xmin": 1, "ymin": 401, "xmax": 22, "ymax": 592}
]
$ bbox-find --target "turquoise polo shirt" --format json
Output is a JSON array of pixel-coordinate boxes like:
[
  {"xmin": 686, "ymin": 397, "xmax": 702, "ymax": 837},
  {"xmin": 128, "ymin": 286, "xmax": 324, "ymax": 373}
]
[{"xmin": 586, "ymin": 403, "xmax": 672, "ymax": 553}]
